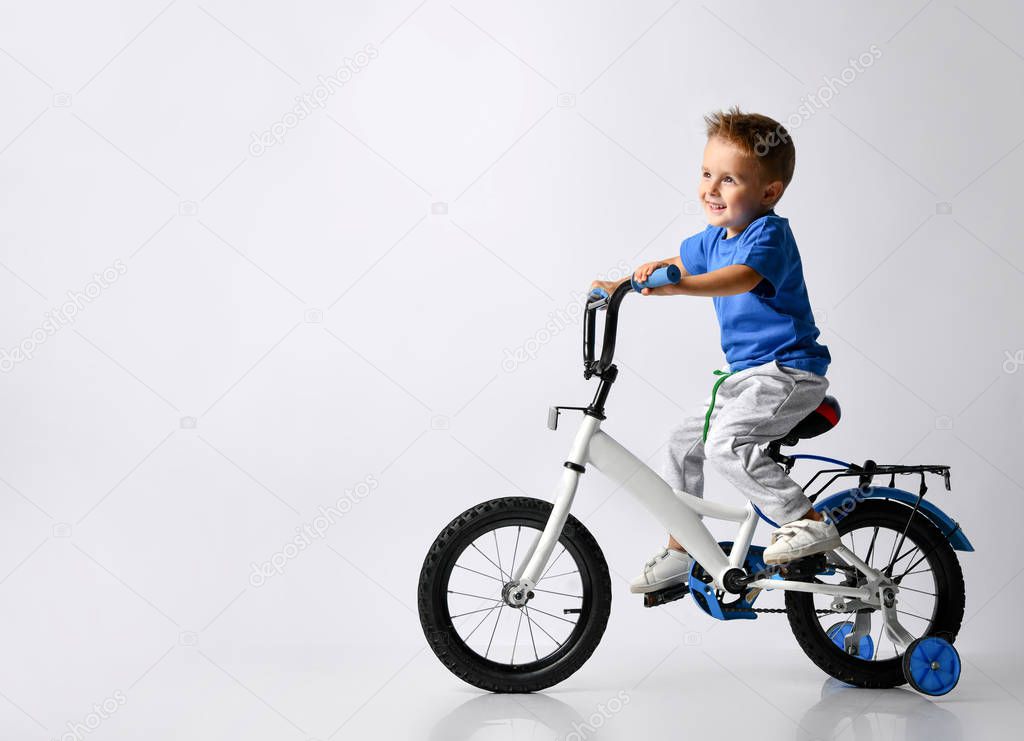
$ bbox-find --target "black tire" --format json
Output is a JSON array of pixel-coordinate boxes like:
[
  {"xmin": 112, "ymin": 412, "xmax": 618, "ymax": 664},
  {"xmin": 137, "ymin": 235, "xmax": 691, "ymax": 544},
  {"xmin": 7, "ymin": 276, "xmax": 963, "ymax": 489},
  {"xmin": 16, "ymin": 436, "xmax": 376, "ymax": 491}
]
[
  {"xmin": 418, "ymin": 496, "xmax": 611, "ymax": 692},
  {"xmin": 786, "ymin": 500, "xmax": 965, "ymax": 688}
]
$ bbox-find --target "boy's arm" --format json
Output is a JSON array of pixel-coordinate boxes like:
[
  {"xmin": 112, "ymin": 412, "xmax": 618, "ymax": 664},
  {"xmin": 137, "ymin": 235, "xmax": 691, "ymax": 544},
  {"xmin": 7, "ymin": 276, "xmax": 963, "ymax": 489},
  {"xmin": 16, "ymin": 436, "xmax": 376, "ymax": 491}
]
[{"xmin": 642, "ymin": 264, "xmax": 763, "ymax": 297}]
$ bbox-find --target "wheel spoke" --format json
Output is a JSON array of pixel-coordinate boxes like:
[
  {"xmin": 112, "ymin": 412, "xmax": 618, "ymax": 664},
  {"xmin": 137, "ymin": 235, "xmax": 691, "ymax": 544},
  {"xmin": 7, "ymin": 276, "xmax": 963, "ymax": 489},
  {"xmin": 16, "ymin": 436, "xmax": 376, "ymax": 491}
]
[
  {"xmin": 511, "ymin": 609, "xmax": 523, "ymax": 664},
  {"xmin": 539, "ymin": 544, "xmax": 569, "ymax": 582},
  {"xmin": 865, "ymin": 526, "xmax": 879, "ymax": 568},
  {"xmin": 485, "ymin": 599, "xmax": 503, "ymax": 658},
  {"xmin": 453, "ymin": 563, "xmax": 504, "ymax": 582},
  {"xmin": 895, "ymin": 584, "xmax": 935, "ymax": 597},
  {"xmin": 898, "ymin": 565, "xmax": 934, "ymax": 581},
  {"xmin": 523, "ymin": 604, "xmax": 578, "ymax": 626},
  {"xmin": 450, "ymin": 600, "xmax": 502, "ymax": 620},
  {"xmin": 448, "ymin": 589, "xmax": 501, "ymax": 601},
  {"xmin": 896, "ymin": 608, "xmax": 931, "ymax": 623},
  {"xmin": 533, "ymin": 588, "xmax": 582, "ymax": 598},
  {"xmin": 511, "ymin": 526, "xmax": 521, "ymax": 580},
  {"xmin": 525, "ymin": 605, "xmax": 539, "ymax": 660},
  {"xmin": 888, "ymin": 543, "xmax": 922, "ymax": 572},
  {"xmin": 884, "ymin": 529, "xmax": 901, "ymax": 574},
  {"xmin": 896, "ymin": 551, "xmax": 934, "ymax": 582},
  {"xmin": 464, "ymin": 602, "xmax": 502, "ymax": 641},
  {"xmin": 471, "ymin": 542, "xmax": 511, "ymax": 582},
  {"xmin": 493, "ymin": 530, "xmax": 504, "ymax": 582},
  {"xmin": 541, "ymin": 570, "xmax": 579, "ymax": 580},
  {"xmin": 524, "ymin": 606, "xmax": 569, "ymax": 650}
]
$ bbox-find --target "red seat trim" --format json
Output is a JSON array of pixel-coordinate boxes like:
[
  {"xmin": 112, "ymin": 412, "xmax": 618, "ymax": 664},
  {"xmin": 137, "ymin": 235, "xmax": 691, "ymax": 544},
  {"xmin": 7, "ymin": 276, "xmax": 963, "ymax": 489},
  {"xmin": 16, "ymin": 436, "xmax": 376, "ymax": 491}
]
[{"xmin": 816, "ymin": 400, "xmax": 839, "ymax": 426}]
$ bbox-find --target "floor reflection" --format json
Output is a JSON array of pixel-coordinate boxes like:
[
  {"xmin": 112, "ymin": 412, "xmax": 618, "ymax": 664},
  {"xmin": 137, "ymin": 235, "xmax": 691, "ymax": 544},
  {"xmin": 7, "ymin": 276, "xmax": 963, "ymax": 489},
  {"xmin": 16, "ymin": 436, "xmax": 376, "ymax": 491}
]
[
  {"xmin": 797, "ymin": 678, "xmax": 963, "ymax": 741},
  {"xmin": 426, "ymin": 677, "xmax": 965, "ymax": 741},
  {"xmin": 429, "ymin": 692, "xmax": 587, "ymax": 741}
]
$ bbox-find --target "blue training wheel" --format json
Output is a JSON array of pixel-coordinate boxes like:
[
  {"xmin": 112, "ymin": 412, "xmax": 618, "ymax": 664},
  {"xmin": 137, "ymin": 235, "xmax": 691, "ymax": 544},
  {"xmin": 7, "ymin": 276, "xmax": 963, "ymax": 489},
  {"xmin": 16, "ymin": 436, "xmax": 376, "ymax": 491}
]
[
  {"xmin": 826, "ymin": 621, "xmax": 874, "ymax": 659},
  {"xmin": 902, "ymin": 636, "xmax": 961, "ymax": 696}
]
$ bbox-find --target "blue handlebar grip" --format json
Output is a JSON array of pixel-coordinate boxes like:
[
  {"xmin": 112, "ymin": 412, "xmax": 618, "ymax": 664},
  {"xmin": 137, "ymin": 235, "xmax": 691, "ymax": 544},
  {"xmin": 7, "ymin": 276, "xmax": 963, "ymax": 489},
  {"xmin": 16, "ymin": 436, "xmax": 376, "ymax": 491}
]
[
  {"xmin": 631, "ymin": 264, "xmax": 681, "ymax": 292},
  {"xmin": 589, "ymin": 287, "xmax": 609, "ymax": 300}
]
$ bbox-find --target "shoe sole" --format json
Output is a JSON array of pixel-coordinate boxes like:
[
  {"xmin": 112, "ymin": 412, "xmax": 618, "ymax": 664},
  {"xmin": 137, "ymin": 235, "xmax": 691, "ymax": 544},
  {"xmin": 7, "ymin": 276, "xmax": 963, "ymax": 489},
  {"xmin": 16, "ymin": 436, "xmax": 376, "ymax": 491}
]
[
  {"xmin": 629, "ymin": 571, "xmax": 689, "ymax": 594},
  {"xmin": 763, "ymin": 536, "xmax": 841, "ymax": 565}
]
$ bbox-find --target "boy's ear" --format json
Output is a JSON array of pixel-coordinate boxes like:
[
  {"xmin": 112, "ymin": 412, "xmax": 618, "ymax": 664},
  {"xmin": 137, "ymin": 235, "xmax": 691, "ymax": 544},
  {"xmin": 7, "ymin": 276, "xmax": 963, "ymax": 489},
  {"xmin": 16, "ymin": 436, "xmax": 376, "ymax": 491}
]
[{"xmin": 762, "ymin": 179, "xmax": 784, "ymax": 206}]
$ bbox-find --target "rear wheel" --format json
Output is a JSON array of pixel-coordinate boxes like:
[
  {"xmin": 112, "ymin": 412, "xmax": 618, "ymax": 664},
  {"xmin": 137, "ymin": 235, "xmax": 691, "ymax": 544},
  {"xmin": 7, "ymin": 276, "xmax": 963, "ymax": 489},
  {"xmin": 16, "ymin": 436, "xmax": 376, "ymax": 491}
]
[
  {"xmin": 786, "ymin": 500, "xmax": 965, "ymax": 688},
  {"xmin": 418, "ymin": 496, "xmax": 611, "ymax": 692}
]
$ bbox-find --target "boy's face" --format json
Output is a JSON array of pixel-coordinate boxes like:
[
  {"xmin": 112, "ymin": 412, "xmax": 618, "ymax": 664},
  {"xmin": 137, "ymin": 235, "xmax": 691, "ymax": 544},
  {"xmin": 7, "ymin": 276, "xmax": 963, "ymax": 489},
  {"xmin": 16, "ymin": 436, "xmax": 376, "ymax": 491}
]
[{"xmin": 699, "ymin": 135, "xmax": 783, "ymax": 238}]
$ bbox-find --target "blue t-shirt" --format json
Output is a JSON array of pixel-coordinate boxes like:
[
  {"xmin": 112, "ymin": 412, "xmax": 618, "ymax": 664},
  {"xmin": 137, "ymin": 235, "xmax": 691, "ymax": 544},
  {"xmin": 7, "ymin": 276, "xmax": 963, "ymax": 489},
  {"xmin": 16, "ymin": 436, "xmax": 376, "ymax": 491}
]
[{"xmin": 680, "ymin": 211, "xmax": 830, "ymax": 376}]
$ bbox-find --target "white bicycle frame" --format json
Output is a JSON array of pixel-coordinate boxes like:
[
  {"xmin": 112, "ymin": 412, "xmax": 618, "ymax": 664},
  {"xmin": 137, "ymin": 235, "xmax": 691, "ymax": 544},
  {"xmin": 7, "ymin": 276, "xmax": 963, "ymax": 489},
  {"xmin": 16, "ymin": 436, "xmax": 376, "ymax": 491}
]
[{"xmin": 508, "ymin": 413, "xmax": 917, "ymax": 651}]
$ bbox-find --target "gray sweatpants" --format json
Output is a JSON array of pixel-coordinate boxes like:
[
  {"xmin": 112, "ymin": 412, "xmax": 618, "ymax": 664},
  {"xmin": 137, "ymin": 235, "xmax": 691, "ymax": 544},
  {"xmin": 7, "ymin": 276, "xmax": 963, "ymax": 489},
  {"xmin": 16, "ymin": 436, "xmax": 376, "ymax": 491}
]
[{"xmin": 662, "ymin": 359, "xmax": 829, "ymax": 525}]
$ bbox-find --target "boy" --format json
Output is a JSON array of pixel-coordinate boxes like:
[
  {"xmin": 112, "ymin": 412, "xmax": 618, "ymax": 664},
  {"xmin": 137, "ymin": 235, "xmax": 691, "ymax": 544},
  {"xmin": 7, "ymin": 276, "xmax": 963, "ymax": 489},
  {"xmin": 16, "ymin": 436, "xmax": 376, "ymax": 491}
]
[{"xmin": 590, "ymin": 107, "xmax": 837, "ymax": 594}]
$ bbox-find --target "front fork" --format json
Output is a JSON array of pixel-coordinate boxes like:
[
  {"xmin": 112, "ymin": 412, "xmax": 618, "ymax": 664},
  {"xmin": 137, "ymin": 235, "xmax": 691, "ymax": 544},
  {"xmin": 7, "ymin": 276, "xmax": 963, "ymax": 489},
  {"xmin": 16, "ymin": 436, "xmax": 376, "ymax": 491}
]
[{"xmin": 504, "ymin": 415, "xmax": 600, "ymax": 606}]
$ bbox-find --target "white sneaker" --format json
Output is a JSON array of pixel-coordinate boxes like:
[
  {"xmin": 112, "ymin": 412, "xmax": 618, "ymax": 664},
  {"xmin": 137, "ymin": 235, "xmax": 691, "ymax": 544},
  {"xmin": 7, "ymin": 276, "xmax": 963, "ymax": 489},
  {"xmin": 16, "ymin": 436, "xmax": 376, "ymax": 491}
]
[
  {"xmin": 629, "ymin": 547, "xmax": 693, "ymax": 594},
  {"xmin": 763, "ymin": 518, "xmax": 841, "ymax": 565}
]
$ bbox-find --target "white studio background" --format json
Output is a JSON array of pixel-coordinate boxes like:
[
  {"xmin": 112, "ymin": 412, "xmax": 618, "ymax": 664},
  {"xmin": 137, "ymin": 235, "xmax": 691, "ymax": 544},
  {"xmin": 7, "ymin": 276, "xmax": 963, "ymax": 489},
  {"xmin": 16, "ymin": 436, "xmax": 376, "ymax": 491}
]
[{"xmin": 1, "ymin": 1, "xmax": 1022, "ymax": 739}]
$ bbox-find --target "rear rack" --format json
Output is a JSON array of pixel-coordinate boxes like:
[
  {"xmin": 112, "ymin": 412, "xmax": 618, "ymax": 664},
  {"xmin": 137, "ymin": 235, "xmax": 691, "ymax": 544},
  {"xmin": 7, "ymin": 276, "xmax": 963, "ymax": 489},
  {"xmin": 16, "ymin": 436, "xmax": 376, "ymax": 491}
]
[
  {"xmin": 766, "ymin": 440, "xmax": 951, "ymax": 503},
  {"xmin": 768, "ymin": 443, "xmax": 953, "ymax": 571}
]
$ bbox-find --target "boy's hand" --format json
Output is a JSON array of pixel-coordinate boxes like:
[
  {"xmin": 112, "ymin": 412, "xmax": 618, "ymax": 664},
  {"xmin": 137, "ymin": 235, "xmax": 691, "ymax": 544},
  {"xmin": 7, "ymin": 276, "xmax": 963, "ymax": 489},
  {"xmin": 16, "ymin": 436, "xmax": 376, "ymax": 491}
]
[
  {"xmin": 633, "ymin": 260, "xmax": 669, "ymax": 284},
  {"xmin": 590, "ymin": 258, "xmax": 680, "ymax": 298},
  {"xmin": 632, "ymin": 260, "xmax": 671, "ymax": 295},
  {"xmin": 589, "ymin": 278, "xmax": 624, "ymax": 296}
]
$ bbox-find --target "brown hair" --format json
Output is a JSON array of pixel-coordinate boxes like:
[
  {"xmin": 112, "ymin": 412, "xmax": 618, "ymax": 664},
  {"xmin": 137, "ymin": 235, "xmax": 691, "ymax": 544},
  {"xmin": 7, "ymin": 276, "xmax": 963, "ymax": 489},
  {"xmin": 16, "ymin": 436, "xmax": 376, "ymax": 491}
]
[{"xmin": 703, "ymin": 107, "xmax": 795, "ymax": 195}]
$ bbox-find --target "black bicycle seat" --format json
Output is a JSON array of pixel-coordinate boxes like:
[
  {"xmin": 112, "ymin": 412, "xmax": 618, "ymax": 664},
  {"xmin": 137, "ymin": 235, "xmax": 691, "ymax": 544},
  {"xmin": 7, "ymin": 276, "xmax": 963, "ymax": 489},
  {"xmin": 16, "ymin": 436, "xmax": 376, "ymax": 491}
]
[{"xmin": 775, "ymin": 395, "xmax": 841, "ymax": 446}]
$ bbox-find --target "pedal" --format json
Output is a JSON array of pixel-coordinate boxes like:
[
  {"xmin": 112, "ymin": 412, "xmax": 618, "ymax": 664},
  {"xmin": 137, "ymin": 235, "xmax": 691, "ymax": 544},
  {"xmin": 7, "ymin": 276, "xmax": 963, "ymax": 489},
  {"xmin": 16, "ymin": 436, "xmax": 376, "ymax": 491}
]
[
  {"xmin": 642, "ymin": 582, "xmax": 690, "ymax": 608},
  {"xmin": 779, "ymin": 553, "xmax": 829, "ymax": 580}
]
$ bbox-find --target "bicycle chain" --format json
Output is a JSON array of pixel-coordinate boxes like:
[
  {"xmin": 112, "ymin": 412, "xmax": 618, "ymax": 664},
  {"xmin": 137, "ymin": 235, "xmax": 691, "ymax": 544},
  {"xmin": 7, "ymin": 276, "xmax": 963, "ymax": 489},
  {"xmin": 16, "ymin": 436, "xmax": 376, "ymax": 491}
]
[{"xmin": 721, "ymin": 606, "xmax": 842, "ymax": 615}]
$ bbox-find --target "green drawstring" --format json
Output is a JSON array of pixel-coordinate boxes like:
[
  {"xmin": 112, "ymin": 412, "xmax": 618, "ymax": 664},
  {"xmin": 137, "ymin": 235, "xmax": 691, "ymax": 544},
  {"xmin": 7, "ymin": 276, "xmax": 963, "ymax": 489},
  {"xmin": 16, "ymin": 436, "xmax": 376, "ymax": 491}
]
[{"xmin": 702, "ymin": 369, "xmax": 735, "ymax": 442}]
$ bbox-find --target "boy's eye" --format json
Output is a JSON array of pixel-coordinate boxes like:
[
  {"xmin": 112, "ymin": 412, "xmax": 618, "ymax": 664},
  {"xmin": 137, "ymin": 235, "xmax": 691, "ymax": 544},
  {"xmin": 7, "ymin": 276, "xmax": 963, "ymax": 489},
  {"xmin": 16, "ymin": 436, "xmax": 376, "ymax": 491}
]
[{"xmin": 723, "ymin": 176, "xmax": 734, "ymax": 183}]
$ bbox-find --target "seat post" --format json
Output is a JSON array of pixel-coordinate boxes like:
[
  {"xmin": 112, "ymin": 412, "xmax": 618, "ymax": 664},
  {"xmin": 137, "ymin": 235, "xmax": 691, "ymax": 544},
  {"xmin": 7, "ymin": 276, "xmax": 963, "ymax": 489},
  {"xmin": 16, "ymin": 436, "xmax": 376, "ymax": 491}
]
[{"xmin": 766, "ymin": 440, "xmax": 795, "ymax": 473}]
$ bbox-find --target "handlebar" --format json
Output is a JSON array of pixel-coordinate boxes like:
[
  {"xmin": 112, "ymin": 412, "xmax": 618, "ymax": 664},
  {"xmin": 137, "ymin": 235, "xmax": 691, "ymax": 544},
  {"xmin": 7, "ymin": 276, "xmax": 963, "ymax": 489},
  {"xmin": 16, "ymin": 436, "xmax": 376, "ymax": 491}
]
[
  {"xmin": 631, "ymin": 264, "xmax": 681, "ymax": 293},
  {"xmin": 584, "ymin": 265, "xmax": 682, "ymax": 377},
  {"xmin": 587, "ymin": 265, "xmax": 680, "ymax": 302}
]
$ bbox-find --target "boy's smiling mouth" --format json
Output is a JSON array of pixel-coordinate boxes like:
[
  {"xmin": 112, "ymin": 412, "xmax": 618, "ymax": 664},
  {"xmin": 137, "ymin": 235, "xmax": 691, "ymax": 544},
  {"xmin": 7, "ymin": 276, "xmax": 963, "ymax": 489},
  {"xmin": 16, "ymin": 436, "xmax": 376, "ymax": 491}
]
[{"xmin": 705, "ymin": 200, "xmax": 726, "ymax": 213}]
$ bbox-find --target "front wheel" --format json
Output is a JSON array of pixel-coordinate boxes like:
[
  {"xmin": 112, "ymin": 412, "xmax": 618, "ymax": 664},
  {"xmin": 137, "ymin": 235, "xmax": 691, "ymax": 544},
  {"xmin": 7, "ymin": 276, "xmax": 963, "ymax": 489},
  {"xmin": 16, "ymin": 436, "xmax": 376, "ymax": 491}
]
[{"xmin": 418, "ymin": 496, "xmax": 611, "ymax": 692}]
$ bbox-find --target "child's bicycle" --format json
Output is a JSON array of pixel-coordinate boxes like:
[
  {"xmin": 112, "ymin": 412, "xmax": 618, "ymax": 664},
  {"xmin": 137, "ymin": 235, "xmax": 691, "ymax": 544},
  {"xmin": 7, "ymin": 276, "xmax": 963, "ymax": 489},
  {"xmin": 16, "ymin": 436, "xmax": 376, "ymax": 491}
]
[{"xmin": 418, "ymin": 267, "xmax": 972, "ymax": 696}]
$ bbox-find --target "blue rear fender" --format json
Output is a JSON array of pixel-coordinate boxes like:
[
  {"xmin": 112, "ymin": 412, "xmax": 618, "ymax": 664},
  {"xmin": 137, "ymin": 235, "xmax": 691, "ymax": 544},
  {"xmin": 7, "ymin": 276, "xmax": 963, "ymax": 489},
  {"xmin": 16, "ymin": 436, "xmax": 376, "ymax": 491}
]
[{"xmin": 814, "ymin": 486, "xmax": 974, "ymax": 552}]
